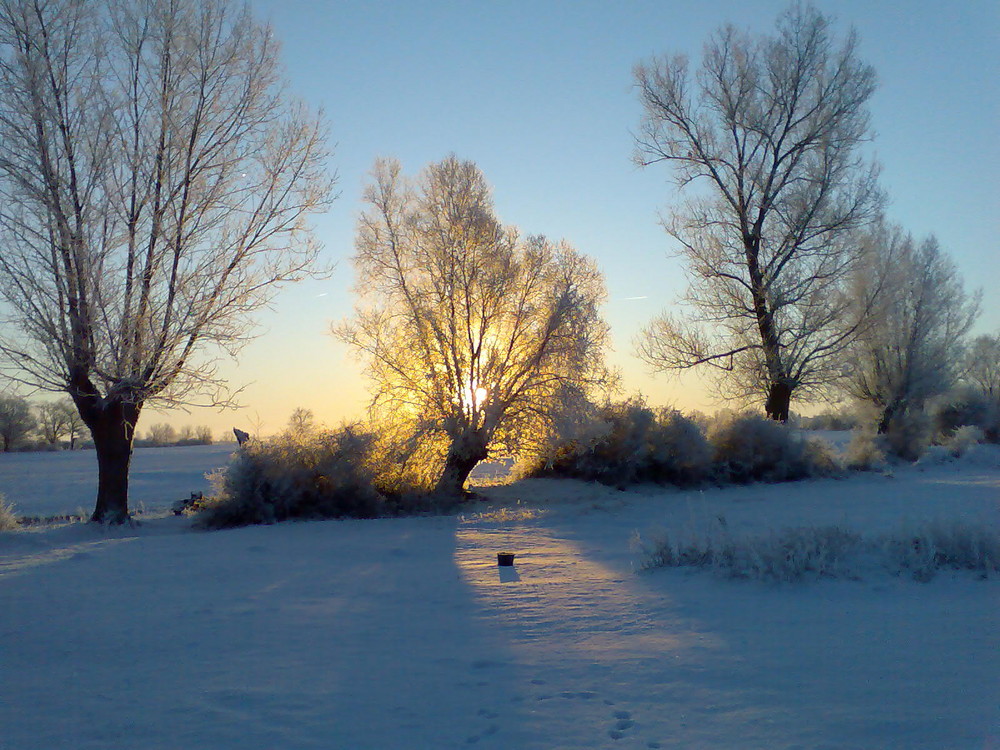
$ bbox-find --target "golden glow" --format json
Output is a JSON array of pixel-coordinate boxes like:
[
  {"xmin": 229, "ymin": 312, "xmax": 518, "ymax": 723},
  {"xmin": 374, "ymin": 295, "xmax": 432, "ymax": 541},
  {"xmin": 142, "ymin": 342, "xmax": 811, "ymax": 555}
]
[{"xmin": 460, "ymin": 384, "xmax": 489, "ymax": 410}]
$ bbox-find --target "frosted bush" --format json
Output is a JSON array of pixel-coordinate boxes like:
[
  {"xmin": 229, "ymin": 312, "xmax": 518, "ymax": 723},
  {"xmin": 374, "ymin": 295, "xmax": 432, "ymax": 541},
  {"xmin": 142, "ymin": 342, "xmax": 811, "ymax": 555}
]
[
  {"xmin": 884, "ymin": 411, "xmax": 931, "ymax": 461},
  {"xmin": 524, "ymin": 398, "xmax": 711, "ymax": 487},
  {"xmin": 198, "ymin": 424, "xmax": 386, "ymax": 529},
  {"xmin": 944, "ymin": 425, "xmax": 984, "ymax": 457},
  {"xmin": 802, "ymin": 436, "xmax": 843, "ymax": 476},
  {"xmin": 0, "ymin": 494, "xmax": 18, "ymax": 531},
  {"xmin": 842, "ymin": 430, "xmax": 886, "ymax": 471},
  {"xmin": 929, "ymin": 386, "xmax": 1000, "ymax": 444},
  {"xmin": 706, "ymin": 412, "xmax": 837, "ymax": 483}
]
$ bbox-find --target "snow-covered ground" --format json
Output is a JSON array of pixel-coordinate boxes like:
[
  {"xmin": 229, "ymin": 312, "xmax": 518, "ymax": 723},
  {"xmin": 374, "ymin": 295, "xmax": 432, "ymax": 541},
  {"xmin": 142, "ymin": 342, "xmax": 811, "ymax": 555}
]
[
  {"xmin": 0, "ymin": 444, "xmax": 238, "ymax": 518},
  {"xmin": 1, "ymin": 448, "xmax": 998, "ymax": 749}
]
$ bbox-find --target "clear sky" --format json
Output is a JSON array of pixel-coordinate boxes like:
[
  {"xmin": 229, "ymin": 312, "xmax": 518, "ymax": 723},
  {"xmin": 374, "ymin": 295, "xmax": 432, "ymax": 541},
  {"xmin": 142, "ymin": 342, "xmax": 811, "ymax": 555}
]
[{"xmin": 152, "ymin": 0, "xmax": 999, "ymax": 436}]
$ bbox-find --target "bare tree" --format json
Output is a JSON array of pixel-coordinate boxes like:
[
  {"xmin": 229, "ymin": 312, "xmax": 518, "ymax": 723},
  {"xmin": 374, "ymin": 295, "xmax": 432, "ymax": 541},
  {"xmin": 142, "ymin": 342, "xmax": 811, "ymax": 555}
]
[
  {"xmin": 965, "ymin": 333, "xmax": 1000, "ymax": 401},
  {"xmin": 147, "ymin": 423, "xmax": 178, "ymax": 445},
  {"xmin": 287, "ymin": 407, "xmax": 316, "ymax": 435},
  {"xmin": 36, "ymin": 398, "xmax": 77, "ymax": 445},
  {"xmin": 633, "ymin": 4, "xmax": 883, "ymax": 420},
  {"xmin": 0, "ymin": 394, "xmax": 35, "ymax": 451},
  {"xmin": 0, "ymin": 0, "xmax": 334, "ymax": 521},
  {"xmin": 65, "ymin": 405, "xmax": 85, "ymax": 449},
  {"xmin": 845, "ymin": 225, "xmax": 980, "ymax": 433},
  {"xmin": 337, "ymin": 156, "xmax": 611, "ymax": 495}
]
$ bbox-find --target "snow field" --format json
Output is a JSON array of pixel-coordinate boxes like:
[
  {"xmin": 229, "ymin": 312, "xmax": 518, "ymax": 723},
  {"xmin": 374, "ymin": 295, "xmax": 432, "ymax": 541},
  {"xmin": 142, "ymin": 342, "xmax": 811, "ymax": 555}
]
[{"xmin": 0, "ymin": 451, "xmax": 998, "ymax": 748}]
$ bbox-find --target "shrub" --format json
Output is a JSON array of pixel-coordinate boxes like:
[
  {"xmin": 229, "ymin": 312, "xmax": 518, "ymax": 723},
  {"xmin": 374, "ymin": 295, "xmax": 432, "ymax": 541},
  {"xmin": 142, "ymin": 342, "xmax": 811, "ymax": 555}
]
[
  {"xmin": 642, "ymin": 520, "xmax": 999, "ymax": 582},
  {"xmin": 883, "ymin": 411, "xmax": 931, "ymax": 461},
  {"xmin": 523, "ymin": 398, "xmax": 711, "ymax": 487},
  {"xmin": 929, "ymin": 387, "xmax": 1000, "ymax": 444},
  {"xmin": 944, "ymin": 425, "xmax": 984, "ymax": 457},
  {"xmin": 0, "ymin": 494, "xmax": 18, "ymax": 531},
  {"xmin": 197, "ymin": 424, "xmax": 386, "ymax": 529},
  {"xmin": 706, "ymin": 412, "xmax": 839, "ymax": 483},
  {"xmin": 842, "ymin": 429, "xmax": 887, "ymax": 471}
]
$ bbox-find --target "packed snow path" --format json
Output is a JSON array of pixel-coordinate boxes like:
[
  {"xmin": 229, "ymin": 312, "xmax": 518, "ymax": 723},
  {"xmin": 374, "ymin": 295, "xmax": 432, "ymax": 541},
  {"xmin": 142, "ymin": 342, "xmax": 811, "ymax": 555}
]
[{"xmin": 1, "ymin": 461, "xmax": 998, "ymax": 748}]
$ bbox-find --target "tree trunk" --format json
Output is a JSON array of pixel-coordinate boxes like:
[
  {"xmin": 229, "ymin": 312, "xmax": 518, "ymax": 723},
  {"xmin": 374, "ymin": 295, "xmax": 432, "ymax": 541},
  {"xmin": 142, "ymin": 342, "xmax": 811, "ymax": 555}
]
[
  {"xmin": 435, "ymin": 438, "xmax": 488, "ymax": 496},
  {"xmin": 877, "ymin": 403, "xmax": 897, "ymax": 435},
  {"xmin": 765, "ymin": 381, "xmax": 792, "ymax": 422},
  {"xmin": 85, "ymin": 401, "xmax": 141, "ymax": 524},
  {"xmin": 745, "ymin": 233, "xmax": 792, "ymax": 423}
]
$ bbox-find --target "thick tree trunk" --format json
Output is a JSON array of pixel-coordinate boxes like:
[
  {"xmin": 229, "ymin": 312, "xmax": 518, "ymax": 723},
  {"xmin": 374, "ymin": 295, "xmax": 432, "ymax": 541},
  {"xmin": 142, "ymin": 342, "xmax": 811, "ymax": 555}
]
[
  {"xmin": 765, "ymin": 381, "xmax": 792, "ymax": 422},
  {"xmin": 85, "ymin": 401, "xmax": 141, "ymax": 524},
  {"xmin": 434, "ymin": 438, "xmax": 488, "ymax": 496},
  {"xmin": 745, "ymin": 232, "xmax": 792, "ymax": 423}
]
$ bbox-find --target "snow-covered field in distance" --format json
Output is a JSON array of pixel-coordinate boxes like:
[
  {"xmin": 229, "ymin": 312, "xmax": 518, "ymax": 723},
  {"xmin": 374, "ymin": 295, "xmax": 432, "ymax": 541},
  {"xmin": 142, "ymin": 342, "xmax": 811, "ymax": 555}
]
[
  {"xmin": 1, "ymin": 446, "xmax": 998, "ymax": 749},
  {"xmin": 0, "ymin": 444, "xmax": 238, "ymax": 518}
]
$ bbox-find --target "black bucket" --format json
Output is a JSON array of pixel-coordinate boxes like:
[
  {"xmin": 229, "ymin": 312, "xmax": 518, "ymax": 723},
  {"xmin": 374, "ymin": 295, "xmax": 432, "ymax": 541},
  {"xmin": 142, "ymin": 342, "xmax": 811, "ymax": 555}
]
[{"xmin": 497, "ymin": 552, "xmax": 516, "ymax": 567}]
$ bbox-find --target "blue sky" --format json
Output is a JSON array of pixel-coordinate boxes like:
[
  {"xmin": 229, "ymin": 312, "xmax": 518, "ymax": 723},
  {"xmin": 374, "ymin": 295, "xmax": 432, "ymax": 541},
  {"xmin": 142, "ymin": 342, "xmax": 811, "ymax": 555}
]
[{"xmin": 161, "ymin": 0, "xmax": 999, "ymax": 433}]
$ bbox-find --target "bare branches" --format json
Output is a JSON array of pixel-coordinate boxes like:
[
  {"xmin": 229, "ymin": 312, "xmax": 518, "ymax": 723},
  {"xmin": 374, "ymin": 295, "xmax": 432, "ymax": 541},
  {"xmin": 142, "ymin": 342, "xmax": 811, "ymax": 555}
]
[
  {"xmin": 845, "ymin": 224, "xmax": 980, "ymax": 430},
  {"xmin": 634, "ymin": 4, "xmax": 883, "ymax": 417},
  {"xmin": 0, "ymin": 0, "xmax": 335, "ymax": 410},
  {"xmin": 337, "ymin": 156, "xmax": 611, "ymax": 492}
]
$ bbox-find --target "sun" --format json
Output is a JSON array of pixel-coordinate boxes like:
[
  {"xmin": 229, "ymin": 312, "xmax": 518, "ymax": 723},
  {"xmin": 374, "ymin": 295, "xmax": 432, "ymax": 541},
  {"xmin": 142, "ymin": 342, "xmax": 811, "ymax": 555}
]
[{"xmin": 460, "ymin": 384, "xmax": 489, "ymax": 409}]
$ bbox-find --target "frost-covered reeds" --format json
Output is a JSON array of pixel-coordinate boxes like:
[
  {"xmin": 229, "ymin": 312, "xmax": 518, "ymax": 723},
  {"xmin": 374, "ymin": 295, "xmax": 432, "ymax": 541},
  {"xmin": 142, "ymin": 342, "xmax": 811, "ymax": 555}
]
[
  {"xmin": 0, "ymin": 494, "xmax": 18, "ymax": 531},
  {"xmin": 641, "ymin": 519, "xmax": 1000, "ymax": 582}
]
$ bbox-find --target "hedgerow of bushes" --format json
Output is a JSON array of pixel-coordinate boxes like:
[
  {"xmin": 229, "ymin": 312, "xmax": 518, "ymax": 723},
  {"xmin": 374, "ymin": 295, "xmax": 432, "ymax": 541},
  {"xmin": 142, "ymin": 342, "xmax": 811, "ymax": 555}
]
[
  {"xmin": 524, "ymin": 401, "xmax": 840, "ymax": 487},
  {"xmin": 195, "ymin": 423, "xmax": 461, "ymax": 529},
  {"xmin": 518, "ymin": 398, "xmax": 711, "ymax": 486},
  {"xmin": 197, "ymin": 425, "xmax": 387, "ymax": 529}
]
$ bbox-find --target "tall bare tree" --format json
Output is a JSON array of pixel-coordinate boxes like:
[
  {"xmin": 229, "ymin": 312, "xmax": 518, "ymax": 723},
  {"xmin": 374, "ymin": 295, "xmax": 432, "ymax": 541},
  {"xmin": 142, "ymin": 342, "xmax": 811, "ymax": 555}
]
[
  {"xmin": 634, "ymin": 4, "xmax": 883, "ymax": 420},
  {"xmin": 337, "ymin": 156, "xmax": 611, "ymax": 495},
  {"xmin": 0, "ymin": 0, "xmax": 334, "ymax": 521},
  {"xmin": 846, "ymin": 225, "xmax": 980, "ymax": 433}
]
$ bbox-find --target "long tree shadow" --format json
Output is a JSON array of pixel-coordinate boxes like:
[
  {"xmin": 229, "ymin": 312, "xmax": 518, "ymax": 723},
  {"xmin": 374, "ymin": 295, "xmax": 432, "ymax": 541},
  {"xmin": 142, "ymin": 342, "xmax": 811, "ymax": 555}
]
[{"xmin": 0, "ymin": 515, "xmax": 535, "ymax": 749}]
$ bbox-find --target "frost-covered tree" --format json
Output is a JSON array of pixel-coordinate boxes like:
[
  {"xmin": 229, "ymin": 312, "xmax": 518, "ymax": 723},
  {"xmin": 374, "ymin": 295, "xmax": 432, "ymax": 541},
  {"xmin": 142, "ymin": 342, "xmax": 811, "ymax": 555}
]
[
  {"xmin": 846, "ymin": 225, "xmax": 979, "ymax": 433},
  {"xmin": 0, "ymin": 0, "xmax": 334, "ymax": 521},
  {"xmin": 0, "ymin": 394, "xmax": 35, "ymax": 451},
  {"xmin": 287, "ymin": 407, "xmax": 316, "ymax": 435},
  {"xmin": 965, "ymin": 333, "xmax": 1000, "ymax": 400},
  {"xmin": 337, "ymin": 156, "xmax": 611, "ymax": 494},
  {"xmin": 634, "ymin": 4, "xmax": 883, "ymax": 420}
]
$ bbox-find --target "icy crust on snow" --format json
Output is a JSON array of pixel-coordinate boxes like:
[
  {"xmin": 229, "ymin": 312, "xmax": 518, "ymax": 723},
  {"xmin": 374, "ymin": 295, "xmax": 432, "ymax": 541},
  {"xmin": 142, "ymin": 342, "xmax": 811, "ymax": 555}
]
[{"xmin": 0, "ymin": 453, "xmax": 998, "ymax": 748}]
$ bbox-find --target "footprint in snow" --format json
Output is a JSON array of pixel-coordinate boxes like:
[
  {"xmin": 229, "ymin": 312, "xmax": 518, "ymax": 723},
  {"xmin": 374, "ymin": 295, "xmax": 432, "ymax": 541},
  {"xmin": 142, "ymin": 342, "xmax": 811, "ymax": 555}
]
[{"xmin": 608, "ymin": 709, "xmax": 635, "ymax": 740}]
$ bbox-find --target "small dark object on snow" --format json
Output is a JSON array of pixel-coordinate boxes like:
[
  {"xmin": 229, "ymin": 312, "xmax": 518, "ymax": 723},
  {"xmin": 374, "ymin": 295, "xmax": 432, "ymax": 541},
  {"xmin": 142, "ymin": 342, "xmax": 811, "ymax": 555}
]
[
  {"xmin": 172, "ymin": 491, "xmax": 204, "ymax": 515},
  {"xmin": 497, "ymin": 552, "xmax": 516, "ymax": 567},
  {"xmin": 233, "ymin": 428, "xmax": 250, "ymax": 446}
]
